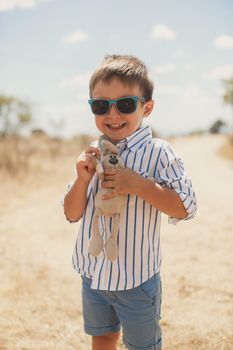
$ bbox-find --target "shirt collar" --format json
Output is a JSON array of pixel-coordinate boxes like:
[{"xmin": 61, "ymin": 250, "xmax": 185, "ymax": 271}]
[{"xmin": 116, "ymin": 124, "xmax": 152, "ymax": 152}]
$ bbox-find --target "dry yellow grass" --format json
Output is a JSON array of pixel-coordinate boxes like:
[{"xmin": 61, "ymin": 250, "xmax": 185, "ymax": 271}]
[
  {"xmin": 0, "ymin": 133, "xmax": 94, "ymax": 178},
  {"xmin": 0, "ymin": 133, "xmax": 232, "ymax": 349}
]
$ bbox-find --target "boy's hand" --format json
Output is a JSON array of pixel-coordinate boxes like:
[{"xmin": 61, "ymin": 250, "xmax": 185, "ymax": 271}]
[
  {"xmin": 76, "ymin": 147, "xmax": 100, "ymax": 183},
  {"xmin": 101, "ymin": 168, "xmax": 142, "ymax": 199}
]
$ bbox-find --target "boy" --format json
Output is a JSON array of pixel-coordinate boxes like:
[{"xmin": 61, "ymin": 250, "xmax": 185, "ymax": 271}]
[{"xmin": 64, "ymin": 54, "xmax": 197, "ymax": 350}]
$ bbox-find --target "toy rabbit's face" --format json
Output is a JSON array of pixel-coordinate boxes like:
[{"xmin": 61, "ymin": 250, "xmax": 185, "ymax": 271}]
[
  {"xmin": 102, "ymin": 153, "xmax": 124, "ymax": 169},
  {"xmin": 99, "ymin": 139, "xmax": 124, "ymax": 169}
]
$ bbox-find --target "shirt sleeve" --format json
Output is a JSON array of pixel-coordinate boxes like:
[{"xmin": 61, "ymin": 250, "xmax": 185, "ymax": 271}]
[{"xmin": 157, "ymin": 142, "xmax": 197, "ymax": 224}]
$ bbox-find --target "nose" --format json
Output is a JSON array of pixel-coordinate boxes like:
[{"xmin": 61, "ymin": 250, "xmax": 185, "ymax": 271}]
[
  {"xmin": 109, "ymin": 156, "xmax": 118, "ymax": 165},
  {"xmin": 107, "ymin": 103, "xmax": 120, "ymax": 117}
]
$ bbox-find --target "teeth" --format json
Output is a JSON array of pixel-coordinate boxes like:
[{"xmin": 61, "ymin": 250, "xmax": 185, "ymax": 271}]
[{"xmin": 107, "ymin": 123, "xmax": 125, "ymax": 128}]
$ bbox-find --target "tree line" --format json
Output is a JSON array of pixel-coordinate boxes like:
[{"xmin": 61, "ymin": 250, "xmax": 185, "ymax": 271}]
[{"xmin": 0, "ymin": 78, "xmax": 233, "ymax": 137}]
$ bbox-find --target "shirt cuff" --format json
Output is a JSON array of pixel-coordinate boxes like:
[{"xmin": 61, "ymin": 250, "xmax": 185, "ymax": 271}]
[{"xmin": 168, "ymin": 190, "xmax": 197, "ymax": 225}]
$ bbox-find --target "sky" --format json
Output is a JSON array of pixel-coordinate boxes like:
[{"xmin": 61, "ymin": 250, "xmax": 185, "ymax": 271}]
[{"xmin": 0, "ymin": 0, "xmax": 233, "ymax": 138}]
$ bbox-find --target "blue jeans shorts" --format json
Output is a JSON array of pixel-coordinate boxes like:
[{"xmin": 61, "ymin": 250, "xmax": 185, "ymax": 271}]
[{"xmin": 81, "ymin": 273, "xmax": 162, "ymax": 350}]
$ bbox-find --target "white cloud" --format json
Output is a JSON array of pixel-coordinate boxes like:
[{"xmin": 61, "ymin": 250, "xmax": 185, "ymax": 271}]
[
  {"xmin": 154, "ymin": 63, "xmax": 176, "ymax": 74},
  {"xmin": 157, "ymin": 84, "xmax": 202, "ymax": 97},
  {"xmin": 205, "ymin": 65, "xmax": 233, "ymax": 80},
  {"xmin": 0, "ymin": 0, "xmax": 47, "ymax": 11},
  {"xmin": 151, "ymin": 24, "xmax": 177, "ymax": 41},
  {"xmin": 184, "ymin": 63, "xmax": 193, "ymax": 72},
  {"xmin": 179, "ymin": 84, "xmax": 202, "ymax": 98},
  {"xmin": 157, "ymin": 85, "xmax": 180, "ymax": 95},
  {"xmin": 172, "ymin": 50, "xmax": 185, "ymax": 59},
  {"xmin": 63, "ymin": 30, "xmax": 89, "ymax": 44},
  {"xmin": 214, "ymin": 35, "xmax": 233, "ymax": 48},
  {"xmin": 59, "ymin": 71, "xmax": 92, "ymax": 88}
]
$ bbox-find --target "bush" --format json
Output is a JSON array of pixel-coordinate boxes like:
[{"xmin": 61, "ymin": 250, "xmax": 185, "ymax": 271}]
[{"xmin": 209, "ymin": 119, "xmax": 226, "ymax": 134}]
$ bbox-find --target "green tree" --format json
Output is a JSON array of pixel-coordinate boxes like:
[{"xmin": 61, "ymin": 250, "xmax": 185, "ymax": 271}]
[
  {"xmin": 0, "ymin": 94, "xmax": 32, "ymax": 136},
  {"xmin": 223, "ymin": 77, "xmax": 233, "ymax": 132}
]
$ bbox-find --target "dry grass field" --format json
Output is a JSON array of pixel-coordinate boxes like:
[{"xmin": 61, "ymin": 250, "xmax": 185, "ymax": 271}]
[{"xmin": 0, "ymin": 133, "xmax": 232, "ymax": 350}]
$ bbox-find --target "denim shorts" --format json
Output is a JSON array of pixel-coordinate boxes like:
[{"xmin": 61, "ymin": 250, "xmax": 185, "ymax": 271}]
[{"xmin": 81, "ymin": 273, "xmax": 162, "ymax": 350}]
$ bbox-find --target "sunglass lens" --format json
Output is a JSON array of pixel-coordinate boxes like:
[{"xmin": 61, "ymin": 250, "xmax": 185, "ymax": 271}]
[
  {"xmin": 117, "ymin": 98, "xmax": 136, "ymax": 114},
  {"xmin": 91, "ymin": 100, "xmax": 109, "ymax": 115}
]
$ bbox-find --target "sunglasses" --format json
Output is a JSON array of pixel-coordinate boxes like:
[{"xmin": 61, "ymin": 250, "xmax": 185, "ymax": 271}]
[{"xmin": 88, "ymin": 96, "xmax": 146, "ymax": 116}]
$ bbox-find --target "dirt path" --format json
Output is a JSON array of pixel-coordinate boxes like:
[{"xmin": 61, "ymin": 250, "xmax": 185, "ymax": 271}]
[
  {"xmin": 161, "ymin": 135, "xmax": 233, "ymax": 349},
  {"xmin": 0, "ymin": 135, "xmax": 232, "ymax": 349}
]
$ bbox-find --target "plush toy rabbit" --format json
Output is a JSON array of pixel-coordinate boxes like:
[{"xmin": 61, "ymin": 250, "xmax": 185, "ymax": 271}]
[{"xmin": 88, "ymin": 138, "xmax": 127, "ymax": 261}]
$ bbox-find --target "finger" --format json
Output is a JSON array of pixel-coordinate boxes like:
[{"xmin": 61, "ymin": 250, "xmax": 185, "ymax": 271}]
[
  {"xmin": 85, "ymin": 147, "xmax": 100, "ymax": 158},
  {"xmin": 85, "ymin": 153, "xmax": 97, "ymax": 163},
  {"xmin": 84, "ymin": 146, "xmax": 99, "ymax": 153},
  {"xmin": 76, "ymin": 156, "xmax": 92, "ymax": 168},
  {"xmin": 87, "ymin": 163, "xmax": 95, "ymax": 172},
  {"xmin": 102, "ymin": 181, "xmax": 115, "ymax": 188},
  {"xmin": 87, "ymin": 156, "xmax": 97, "ymax": 170},
  {"xmin": 81, "ymin": 154, "xmax": 98, "ymax": 170},
  {"xmin": 80, "ymin": 162, "xmax": 94, "ymax": 173},
  {"xmin": 102, "ymin": 190, "xmax": 118, "ymax": 200},
  {"xmin": 78, "ymin": 155, "xmax": 95, "ymax": 168},
  {"xmin": 104, "ymin": 169, "xmax": 117, "ymax": 175},
  {"xmin": 104, "ymin": 173, "xmax": 116, "ymax": 180}
]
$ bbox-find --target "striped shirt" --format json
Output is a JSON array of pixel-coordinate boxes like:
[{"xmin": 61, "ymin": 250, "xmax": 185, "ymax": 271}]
[{"xmin": 67, "ymin": 124, "xmax": 197, "ymax": 291}]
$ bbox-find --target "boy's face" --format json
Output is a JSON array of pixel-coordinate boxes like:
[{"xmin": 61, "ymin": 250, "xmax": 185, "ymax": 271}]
[{"xmin": 91, "ymin": 78, "xmax": 154, "ymax": 142}]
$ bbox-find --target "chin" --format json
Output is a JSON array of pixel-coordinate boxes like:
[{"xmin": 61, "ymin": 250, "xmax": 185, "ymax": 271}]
[{"xmin": 104, "ymin": 129, "xmax": 127, "ymax": 141}]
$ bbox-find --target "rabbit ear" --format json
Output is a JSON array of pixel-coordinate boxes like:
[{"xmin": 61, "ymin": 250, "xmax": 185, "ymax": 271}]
[{"xmin": 100, "ymin": 139, "xmax": 119, "ymax": 155}]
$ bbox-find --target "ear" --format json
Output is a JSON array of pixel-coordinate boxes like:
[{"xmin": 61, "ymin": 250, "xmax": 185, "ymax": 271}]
[
  {"xmin": 100, "ymin": 140, "xmax": 119, "ymax": 155},
  {"xmin": 143, "ymin": 100, "xmax": 154, "ymax": 118}
]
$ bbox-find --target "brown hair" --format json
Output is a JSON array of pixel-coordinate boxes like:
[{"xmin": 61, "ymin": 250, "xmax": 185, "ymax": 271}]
[{"xmin": 89, "ymin": 54, "xmax": 154, "ymax": 101}]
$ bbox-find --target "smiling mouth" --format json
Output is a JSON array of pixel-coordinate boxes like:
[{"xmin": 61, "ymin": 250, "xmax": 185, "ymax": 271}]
[{"xmin": 106, "ymin": 123, "xmax": 127, "ymax": 130}]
